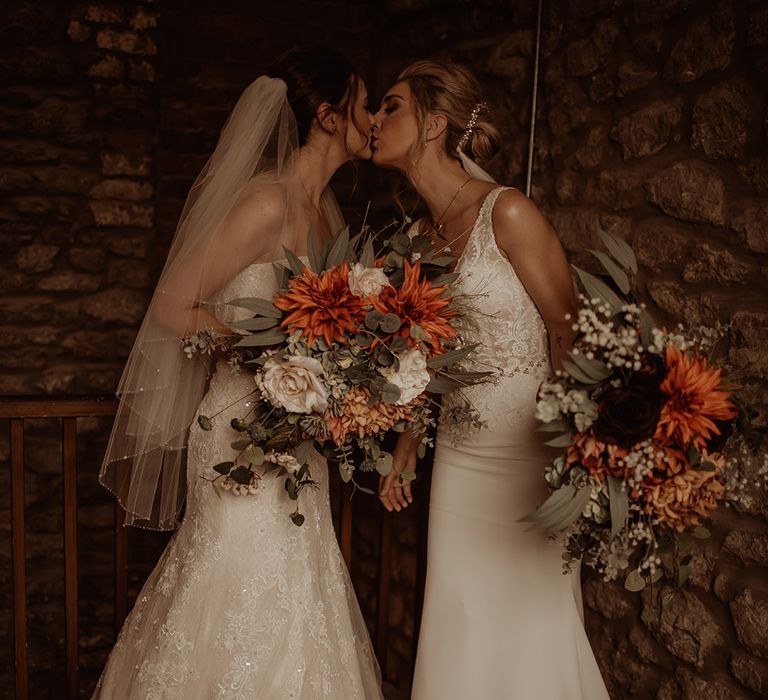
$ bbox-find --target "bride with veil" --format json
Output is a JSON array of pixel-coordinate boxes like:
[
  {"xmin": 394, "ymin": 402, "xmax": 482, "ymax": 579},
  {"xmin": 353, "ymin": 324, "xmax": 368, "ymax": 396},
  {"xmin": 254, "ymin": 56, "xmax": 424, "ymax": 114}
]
[{"xmin": 93, "ymin": 47, "xmax": 383, "ymax": 699}]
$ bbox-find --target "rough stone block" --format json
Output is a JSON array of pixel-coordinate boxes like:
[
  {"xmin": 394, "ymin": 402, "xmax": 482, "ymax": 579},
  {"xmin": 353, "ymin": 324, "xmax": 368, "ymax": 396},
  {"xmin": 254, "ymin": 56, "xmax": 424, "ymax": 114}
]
[
  {"xmin": 682, "ymin": 243, "xmax": 751, "ymax": 285},
  {"xmin": 96, "ymin": 30, "xmax": 157, "ymax": 56},
  {"xmin": 612, "ymin": 99, "xmax": 683, "ymax": 160},
  {"xmin": 100, "ymin": 152, "xmax": 151, "ymax": 176},
  {"xmin": 731, "ymin": 204, "xmax": 768, "ymax": 253},
  {"xmin": 38, "ymin": 272, "xmax": 102, "ymax": 293},
  {"xmin": 106, "ymin": 259, "xmax": 151, "ymax": 288},
  {"xmin": 106, "ymin": 232, "xmax": 147, "ymax": 258},
  {"xmin": 16, "ymin": 244, "xmax": 59, "ymax": 273},
  {"xmin": 85, "ymin": 5, "xmax": 125, "ymax": 24},
  {"xmin": 645, "ymin": 162, "xmax": 726, "ymax": 225},
  {"xmin": 646, "ymin": 280, "xmax": 719, "ymax": 326},
  {"xmin": 632, "ymin": 218, "xmax": 689, "ymax": 272},
  {"xmin": 88, "ymin": 55, "xmax": 125, "ymax": 80},
  {"xmin": 617, "ymin": 60, "xmax": 657, "ymax": 95},
  {"xmin": 692, "ymin": 82, "xmax": 753, "ymax": 160},
  {"xmin": 731, "ymin": 651, "xmax": 768, "ymax": 695},
  {"xmin": 81, "ymin": 288, "xmax": 146, "ymax": 324},
  {"xmin": 723, "ymin": 531, "xmax": 768, "ymax": 566},
  {"xmin": 90, "ymin": 200, "xmax": 153, "ymax": 227},
  {"xmin": 731, "ymin": 590, "xmax": 768, "ymax": 659},
  {"xmin": 69, "ymin": 247, "xmax": 107, "ymax": 272},
  {"xmin": 653, "ymin": 589, "xmax": 725, "ymax": 668},
  {"xmin": 89, "ymin": 179, "xmax": 153, "ymax": 202},
  {"xmin": 631, "ymin": 0, "xmax": 693, "ymax": 25},
  {"xmin": 666, "ymin": 4, "xmax": 735, "ymax": 84},
  {"xmin": 585, "ymin": 168, "xmax": 645, "ymax": 210}
]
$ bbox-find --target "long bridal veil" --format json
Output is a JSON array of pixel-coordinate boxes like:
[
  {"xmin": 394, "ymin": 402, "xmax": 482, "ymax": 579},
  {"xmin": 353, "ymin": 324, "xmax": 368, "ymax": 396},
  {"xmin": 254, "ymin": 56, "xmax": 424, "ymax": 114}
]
[{"xmin": 100, "ymin": 76, "xmax": 344, "ymax": 529}]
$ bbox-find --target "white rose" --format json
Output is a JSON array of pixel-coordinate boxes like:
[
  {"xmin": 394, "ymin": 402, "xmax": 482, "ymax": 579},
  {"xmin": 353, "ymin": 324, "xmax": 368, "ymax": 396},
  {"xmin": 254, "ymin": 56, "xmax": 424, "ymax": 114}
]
[
  {"xmin": 381, "ymin": 348, "xmax": 431, "ymax": 405},
  {"xmin": 260, "ymin": 355, "xmax": 329, "ymax": 414},
  {"xmin": 348, "ymin": 263, "xmax": 390, "ymax": 298},
  {"xmin": 535, "ymin": 394, "xmax": 562, "ymax": 423}
]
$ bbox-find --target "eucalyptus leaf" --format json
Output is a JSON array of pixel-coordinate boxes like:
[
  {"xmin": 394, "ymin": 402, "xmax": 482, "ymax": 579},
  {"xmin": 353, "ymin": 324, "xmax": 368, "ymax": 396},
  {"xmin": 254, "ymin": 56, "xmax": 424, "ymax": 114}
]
[
  {"xmin": 416, "ymin": 442, "xmax": 426, "ymax": 459},
  {"xmin": 365, "ymin": 310, "xmax": 385, "ymax": 331},
  {"xmin": 562, "ymin": 359, "xmax": 599, "ymax": 385},
  {"xmin": 360, "ymin": 238, "xmax": 375, "ymax": 269},
  {"xmin": 536, "ymin": 419, "xmax": 569, "ymax": 433},
  {"xmin": 426, "ymin": 344, "xmax": 479, "ymax": 369},
  {"xmin": 677, "ymin": 532, "xmax": 693, "ymax": 555},
  {"xmin": 640, "ymin": 308, "xmax": 656, "ymax": 347},
  {"xmin": 228, "ymin": 297, "xmax": 282, "ymax": 318},
  {"xmin": 212, "ymin": 461, "xmax": 234, "ymax": 475},
  {"xmin": 624, "ymin": 569, "xmax": 646, "ymax": 592},
  {"xmin": 692, "ymin": 526, "xmax": 711, "ymax": 539},
  {"xmin": 231, "ymin": 438, "xmax": 252, "ymax": 451},
  {"xmin": 229, "ymin": 317, "xmax": 278, "ymax": 331},
  {"xmin": 520, "ymin": 483, "xmax": 590, "ymax": 532},
  {"xmin": 569, "ymin": 352, "xmax": 613, "ymax": 381},
  {"xmin": 431, "ymin": 272, "xmax": 460, "ymax": 286},
  {"xmin": 307, "ymin": 229, "xmax": 323, "ymax": 274},
  {"xmin": 400, "ymin": 470, "xmax": 417, "ymax": 482},
  {"xmin": 385, "ymin": 251, "xmax": 403, "ymax": 269},
  {"xmin": 572, "ymin": 265, "xmax": 626, "ymax": 311},
  {"xmin": 597, "ymin": 228, "xmax": 638, "ymax": 274},
  {"xmin": 294, "ymin": 439, "xmax": 313, "ymax": 465},
  {"xmin": 290, "ymin": 511, "xmax": 305, "ymax": 527},
  {"xmin": 677, "ymin": 564, "xmax": 689, "ymax": 587},
  {"xmin": 589, "ymin": 249, "xmax": 631, "ymax": 294},
  {"xmin": 282, "ymin": 247, "xmax": 306, "ymax": 276},
  {"xmin": 426, "ymin": 375, "xmax": 465, "ymax": 393},
  {"xmin": 545, "ymin": 432, "xmax": 574, "ymax": 448},
  {"xmin": 326, "ymin": 226, "xmax": 350, "ymax": 269},
  {"xmin": 389, "ymin": 232, "xmax": 410, "ymax": 255},
  {"xmin": 607, "ymin": 475, "xmax": 628, "ymax": 539},
  {"xmin": 285, "ymin": 478, "xmax": 298, "ymax": 500},
  {"xmin": 650, "ymin": 568, "xmax": 663, "ymax": 584},
  {"xmin": 382, "ymin": 382, "xmax": 402, "ymax": 404},
  {"xmin": 235, "ymin": 329, "xmax": 288, "ymax": 347},
  {"xmin": 230, "ymin": 466, "xmax": 252, "ymax": 485},
  {"xmin": 243, "ymin": 445, "xmax": 265, "ymax": 465},
  {"xmin": 376, "ymin": 452, "xmax": 393, "ymax": 476},
  {"xmin": 381, "ymin": 313, "xmax": 402, "ymax": 334}
]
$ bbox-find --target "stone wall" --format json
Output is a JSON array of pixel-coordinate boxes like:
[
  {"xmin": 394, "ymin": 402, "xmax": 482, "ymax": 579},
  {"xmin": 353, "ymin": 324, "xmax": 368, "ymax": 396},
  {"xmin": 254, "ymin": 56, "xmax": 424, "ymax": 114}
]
[
  {"xmin": 2, "ymin": 0, "xmax": 768, "ymax": 698},
  {"xmin": 533, "ymin": 1, "xmax": 768, "ymax": 698}
]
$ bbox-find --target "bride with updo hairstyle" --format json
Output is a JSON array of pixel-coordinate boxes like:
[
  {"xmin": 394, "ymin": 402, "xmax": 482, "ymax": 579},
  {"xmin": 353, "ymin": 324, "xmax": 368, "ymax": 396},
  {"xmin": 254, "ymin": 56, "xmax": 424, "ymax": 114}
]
[{"xmin": 373, "ymin": 59, "xmax": 610, "ymax": 699}]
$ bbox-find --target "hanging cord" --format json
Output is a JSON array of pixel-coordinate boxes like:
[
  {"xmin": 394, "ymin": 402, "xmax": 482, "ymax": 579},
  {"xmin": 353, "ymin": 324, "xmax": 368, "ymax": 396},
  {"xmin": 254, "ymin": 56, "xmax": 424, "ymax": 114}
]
[{"xmin": 525, "ymin": 0, "xmax": 543, "ymax": 197}]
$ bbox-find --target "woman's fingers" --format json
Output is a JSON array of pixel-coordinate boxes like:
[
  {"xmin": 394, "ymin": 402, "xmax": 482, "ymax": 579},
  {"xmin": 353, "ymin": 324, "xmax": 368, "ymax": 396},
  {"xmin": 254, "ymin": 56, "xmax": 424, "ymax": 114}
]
[{"xmin": 379, "ymin": 470, "xmax": 412, "ymax": 512}]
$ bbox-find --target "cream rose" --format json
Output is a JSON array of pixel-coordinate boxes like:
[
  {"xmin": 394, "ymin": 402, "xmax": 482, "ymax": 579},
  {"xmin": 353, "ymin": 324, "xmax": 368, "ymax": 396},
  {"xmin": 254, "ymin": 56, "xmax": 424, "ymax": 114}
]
[
  {"xmin": 259, "ymin": 355, "xmax": 329, "ymax": 414},
  {"xmin": 348, "ymin": 263, "xmax": 390, "ymax": 298},
  {"xmin": 381, "ymin": 348, "xmax": 431, "ymax": 405}
]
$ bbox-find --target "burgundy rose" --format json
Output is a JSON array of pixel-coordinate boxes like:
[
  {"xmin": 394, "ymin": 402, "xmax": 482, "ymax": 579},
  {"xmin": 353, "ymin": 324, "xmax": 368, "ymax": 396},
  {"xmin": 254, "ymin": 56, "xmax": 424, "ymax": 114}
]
[{"xmin": 594, "ymin": 382, "xmax": 667, "ymax": 449}]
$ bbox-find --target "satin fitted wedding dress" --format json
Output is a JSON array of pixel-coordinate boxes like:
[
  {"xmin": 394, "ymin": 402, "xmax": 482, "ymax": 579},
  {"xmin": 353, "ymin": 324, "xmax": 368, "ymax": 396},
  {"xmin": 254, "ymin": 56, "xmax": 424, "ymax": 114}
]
[
  {"xmin": 411, "ymin": 187, "xmax": 609, "ymax": 699},
  {"xmin": 94, "ymin": 261, "xmax": 383, "ymax": 699}
]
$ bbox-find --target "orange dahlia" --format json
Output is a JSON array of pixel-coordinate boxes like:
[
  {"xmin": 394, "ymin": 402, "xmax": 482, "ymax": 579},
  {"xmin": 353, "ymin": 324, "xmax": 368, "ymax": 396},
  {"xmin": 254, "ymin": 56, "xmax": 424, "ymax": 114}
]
[
  {"xmin": 654, "ymin": 345, "xmax": 737, "ymax": 449},
  {"xmin": 565, "ymin": 431, "xmax": 629, "ymax": 480},
  {"xmin": 274, "ymin": 262, "xmax": 364, "ymax": 347},
  {"xmin": 370, "ymin": 259, "xmax": 457, "ymax": 355}
]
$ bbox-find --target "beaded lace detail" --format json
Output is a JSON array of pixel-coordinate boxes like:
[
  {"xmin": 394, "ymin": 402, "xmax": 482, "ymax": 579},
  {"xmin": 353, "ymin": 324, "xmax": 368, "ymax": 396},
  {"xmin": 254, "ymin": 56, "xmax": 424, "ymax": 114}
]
[
  {"xmin": 440, "ymin": 187, "xmax": 550, "ymax": 435},
  {"xmin": 94, "ymin": 262, "xmax": 382, "ymax": 700}
]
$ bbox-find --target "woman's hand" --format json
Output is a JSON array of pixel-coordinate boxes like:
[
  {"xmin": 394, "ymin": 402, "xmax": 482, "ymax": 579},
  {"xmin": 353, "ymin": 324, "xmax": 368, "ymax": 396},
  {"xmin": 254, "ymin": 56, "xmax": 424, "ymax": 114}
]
[{"xmin": 379, "ymin": 430, "xmax": 420, "ymax": 512}]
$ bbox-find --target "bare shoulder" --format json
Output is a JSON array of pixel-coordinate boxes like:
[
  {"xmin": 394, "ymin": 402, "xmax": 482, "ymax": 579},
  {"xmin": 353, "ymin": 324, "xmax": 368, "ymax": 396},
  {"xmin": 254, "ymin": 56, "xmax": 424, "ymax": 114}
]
[
  {"xmin": 492, "ymin": 188, "xmax": 552, "ymax": 235},
  {"xmin": 234, "ymin": 180, "xmax": 288, "ymax": 226}
]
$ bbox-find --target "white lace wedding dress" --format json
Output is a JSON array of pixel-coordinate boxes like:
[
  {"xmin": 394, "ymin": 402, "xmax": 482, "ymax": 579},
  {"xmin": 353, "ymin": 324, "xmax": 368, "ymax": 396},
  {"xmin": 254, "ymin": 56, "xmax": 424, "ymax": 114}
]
[
  {"xmin": 411, "ymin": 187, "xmax": 609, "ymax": 699},
  {"xmin": 94, "ymin": 261, "xmax": 383, "ymax": 699}
]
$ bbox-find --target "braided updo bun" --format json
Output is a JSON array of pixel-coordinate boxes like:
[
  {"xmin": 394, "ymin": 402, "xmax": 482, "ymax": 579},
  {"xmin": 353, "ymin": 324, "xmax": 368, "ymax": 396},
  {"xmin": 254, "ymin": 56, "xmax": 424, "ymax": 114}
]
[{"xmin": 398, "ymin": 59, "xmax": 500, "ymax": 164}]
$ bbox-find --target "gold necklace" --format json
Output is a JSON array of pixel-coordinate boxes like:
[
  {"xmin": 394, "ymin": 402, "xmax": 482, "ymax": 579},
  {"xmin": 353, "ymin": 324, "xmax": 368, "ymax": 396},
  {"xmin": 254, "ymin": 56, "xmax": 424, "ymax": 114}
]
[{"xmin": 430, "ymin": 175, "xmax": 472, "ymax": 238}]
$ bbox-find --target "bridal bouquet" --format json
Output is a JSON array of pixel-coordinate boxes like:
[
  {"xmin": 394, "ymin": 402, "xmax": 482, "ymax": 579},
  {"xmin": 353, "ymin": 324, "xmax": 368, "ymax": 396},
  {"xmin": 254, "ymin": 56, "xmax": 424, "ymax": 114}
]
[
  {"xmin": 190, "ymin": 224, "xmax": 492, "ymax": 525},
  {"xmin": 524, "ymin": 229, "xmax": 763, "ymax": 595}
]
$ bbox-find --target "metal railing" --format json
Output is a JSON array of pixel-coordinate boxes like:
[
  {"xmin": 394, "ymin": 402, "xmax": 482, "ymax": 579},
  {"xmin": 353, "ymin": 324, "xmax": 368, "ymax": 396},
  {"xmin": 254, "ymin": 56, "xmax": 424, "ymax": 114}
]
[{"xmin": 1, "ymin": 395, "xmax": 426, "ymax": 699}]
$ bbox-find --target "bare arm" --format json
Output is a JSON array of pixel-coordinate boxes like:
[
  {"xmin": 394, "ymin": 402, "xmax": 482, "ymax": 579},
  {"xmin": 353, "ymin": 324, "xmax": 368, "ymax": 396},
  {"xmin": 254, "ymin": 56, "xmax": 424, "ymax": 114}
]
[
  {"xmin": 151, "ymin": 183, "xmax": 286, "ymax": 340},
  {"xmin": 492, "ymin": 189, "xmax": 577, "ymax": 370}
]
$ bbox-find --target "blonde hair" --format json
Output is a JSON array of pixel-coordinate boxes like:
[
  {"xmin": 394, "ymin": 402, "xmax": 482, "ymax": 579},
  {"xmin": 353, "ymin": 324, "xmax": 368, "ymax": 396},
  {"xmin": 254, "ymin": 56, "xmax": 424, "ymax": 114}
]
[{"xmin": 398, "ymin": 59, "xmax": 500, "ymax": 164}]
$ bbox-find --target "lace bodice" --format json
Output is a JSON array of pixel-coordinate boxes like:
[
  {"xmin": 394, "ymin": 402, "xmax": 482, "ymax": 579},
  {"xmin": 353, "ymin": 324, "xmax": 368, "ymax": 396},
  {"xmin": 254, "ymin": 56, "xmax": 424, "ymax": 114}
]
[{"xmin": 438, "ymin": 186, "xmax": 551, "ymax": 437}]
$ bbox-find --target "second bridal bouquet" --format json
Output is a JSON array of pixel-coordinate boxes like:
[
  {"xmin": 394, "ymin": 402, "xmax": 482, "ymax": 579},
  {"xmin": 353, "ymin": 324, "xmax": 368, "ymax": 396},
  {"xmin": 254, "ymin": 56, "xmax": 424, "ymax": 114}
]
[
  {"xmin": 524, "ymin": 228, "xmax": 764, "ymax": 597},
  {"xmin": 190, "ymin": 224, "xmax": 492, "ymax": 525}
]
